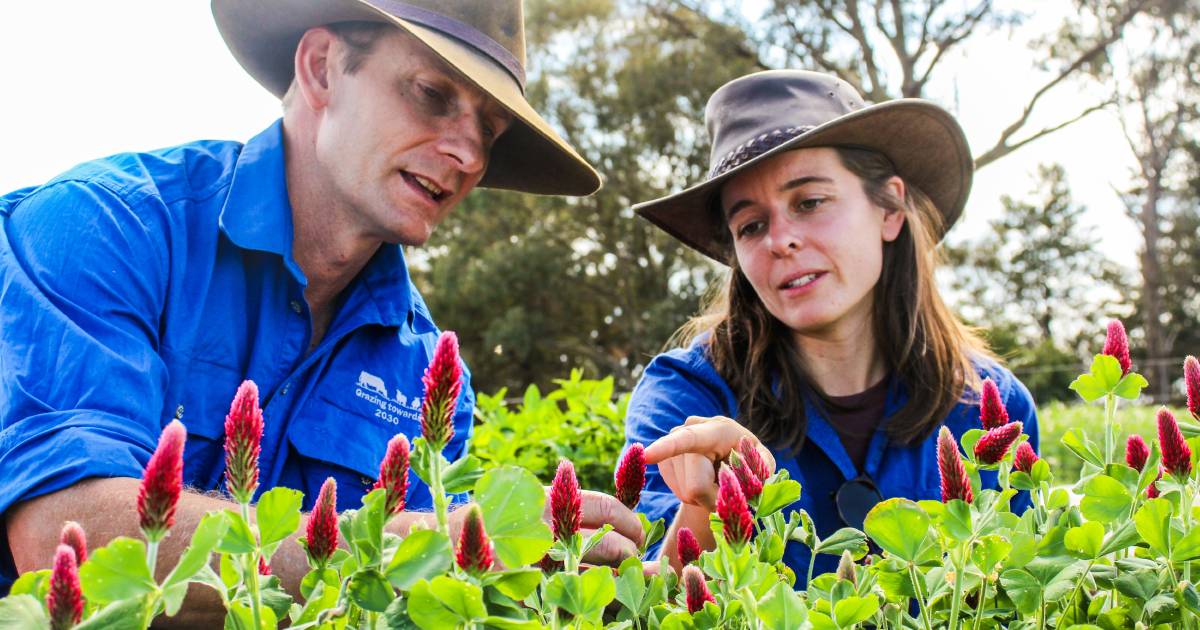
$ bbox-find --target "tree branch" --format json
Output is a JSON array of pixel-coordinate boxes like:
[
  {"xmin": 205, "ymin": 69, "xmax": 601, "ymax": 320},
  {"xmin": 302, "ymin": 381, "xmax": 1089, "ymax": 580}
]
[{"xmin": 973, "ymin": 100, "xmax": 1113, "ymax": 168}]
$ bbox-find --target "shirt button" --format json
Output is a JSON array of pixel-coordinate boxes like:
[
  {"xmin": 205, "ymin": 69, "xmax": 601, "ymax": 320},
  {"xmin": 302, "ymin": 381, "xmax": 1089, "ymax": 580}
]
[
  {"xmin": 361, "ymin": 476, "xmax": 373, "ymax": 487},
  {"xmin": 289, "ymin": 300, "xmax": 303, "ymax": 314},
  {"xmin": 280, "ymin": 382, "xmax": 291, "ymax": 396}
]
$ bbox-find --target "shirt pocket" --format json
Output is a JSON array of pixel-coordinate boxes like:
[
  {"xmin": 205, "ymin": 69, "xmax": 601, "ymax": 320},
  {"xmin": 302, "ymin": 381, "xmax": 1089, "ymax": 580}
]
[
  {"xmin": 161, "ymin": 350, "xmax": 242, "ymax": 491},
  {"xmin": 287, "ymin": 385, "xmax": 420, "ymax": 484}
]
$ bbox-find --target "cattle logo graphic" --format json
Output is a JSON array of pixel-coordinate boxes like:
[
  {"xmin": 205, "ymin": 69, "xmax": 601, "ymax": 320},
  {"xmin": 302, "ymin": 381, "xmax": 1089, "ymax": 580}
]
[{"xmin": 357, "ymin": 371, "xmax": 388, "ymax": 398}]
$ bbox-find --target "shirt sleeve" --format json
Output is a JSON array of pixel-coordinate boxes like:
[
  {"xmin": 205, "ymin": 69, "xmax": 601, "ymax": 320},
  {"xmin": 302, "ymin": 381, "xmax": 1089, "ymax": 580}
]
[{"xmin": 0, "ymin": 180, "xmax": 171, "ymax": 520}]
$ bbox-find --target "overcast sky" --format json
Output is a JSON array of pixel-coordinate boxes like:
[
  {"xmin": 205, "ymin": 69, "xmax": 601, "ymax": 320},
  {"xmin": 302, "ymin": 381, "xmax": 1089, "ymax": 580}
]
[{"xmin": 0, "ymin": 2, "xmax": 1142, "ymax": 269}]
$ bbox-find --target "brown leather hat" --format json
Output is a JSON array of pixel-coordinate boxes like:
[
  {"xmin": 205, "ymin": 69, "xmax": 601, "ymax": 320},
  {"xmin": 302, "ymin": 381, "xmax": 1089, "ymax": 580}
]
[
  {"xmin": 633, "ymin": 70, "xmax": 973, "ymax": 262},
  {"xmin": 212, "ymin": 0, "xmax": 601, "ymax": 196}
]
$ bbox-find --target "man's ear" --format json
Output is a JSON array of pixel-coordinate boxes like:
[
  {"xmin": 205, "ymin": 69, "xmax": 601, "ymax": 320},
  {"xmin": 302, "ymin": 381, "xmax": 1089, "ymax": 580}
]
[
  {"xmin": 881, "ymin": 176, "xmax": 907, "ymax": 242},
  {"xmin": 293, "ymin": 27, "xmax": 338, "ymax": 112}
]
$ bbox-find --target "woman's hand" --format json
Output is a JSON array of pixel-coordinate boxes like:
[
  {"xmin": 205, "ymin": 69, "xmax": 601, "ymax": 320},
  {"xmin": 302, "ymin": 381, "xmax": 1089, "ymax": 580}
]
[{"xmin": 643, "ymin": 415, "xmax": 775, "ymax": 511}]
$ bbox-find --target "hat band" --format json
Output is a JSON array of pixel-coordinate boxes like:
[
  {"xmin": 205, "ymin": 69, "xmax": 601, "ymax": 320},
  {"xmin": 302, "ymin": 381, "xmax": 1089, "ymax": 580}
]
[
  {"xmin": 709, "ymin": 125, "xmax": 813, "ymax": 179},
  {"xmin": 363, "ymin": 0, "xmax": 526, "ymax": 90}
]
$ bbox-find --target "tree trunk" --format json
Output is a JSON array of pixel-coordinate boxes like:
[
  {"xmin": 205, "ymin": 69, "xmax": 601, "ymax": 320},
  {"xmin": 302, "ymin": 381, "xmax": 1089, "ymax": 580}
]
[{"xmin": 1139, "ymin": 174, "xmax": 1169, "ymax": 401}]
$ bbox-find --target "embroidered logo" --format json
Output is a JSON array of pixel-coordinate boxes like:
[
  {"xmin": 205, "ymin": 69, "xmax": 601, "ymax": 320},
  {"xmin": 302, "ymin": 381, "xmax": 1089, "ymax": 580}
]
[{"xmin": 353, "ymin": 371, "xmax": 423, "ymax": 426}]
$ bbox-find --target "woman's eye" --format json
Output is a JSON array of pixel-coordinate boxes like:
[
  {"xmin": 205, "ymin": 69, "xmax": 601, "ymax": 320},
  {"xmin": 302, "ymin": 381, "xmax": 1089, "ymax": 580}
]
[
  {"xmin": 736, "ymin": 220, "xmax": 765, "ymax": 238},
  {"xmin": 796, "ymin": 197, "xmax": 824, "ymax": 212}
]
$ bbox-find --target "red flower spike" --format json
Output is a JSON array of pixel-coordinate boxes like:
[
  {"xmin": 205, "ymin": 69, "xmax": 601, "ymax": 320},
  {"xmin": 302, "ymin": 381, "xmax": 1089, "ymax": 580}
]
[
  {"xmin": 1103, "ymin": 319, "xmax": 1132, "ymax": 375},
  {"xmin": 1149, "ymin": 469, "xmax": 1163, "ymax": 498},
  {"xmin": 938, "ymin": 427, "xmax": 973, "ymax": 503},
  {"xmin": 736, "ymin": 436, "xmax": 772, "ymax": 482},
  {"xmin": 59, "ymin": 521, "xmax": 87, "ymax": 566},
  {"xmin": 47, "ymin": 545, "xmax": 83, "ymax": 630},
  {"xmin": 374, "ymin": 434, "xmax": 410, "ymax": 516},
  {"xmin": 306, "ymin": 477, "xmax": 339, "ymax": 567},
  {"xmin": 716, "ymin": 465, "xmax": 754, "ymax": 546},
  {"xmin": 224, "ymin": 380, "xmax": 264, "ymax": 504},
  {"xmin": 1185, "ymin": 356, "xmax": 1200, "ymax": 422},
  {"xmin": 420, "ymin": 331, "xmax": 463, "ymax": 450},
  {"xmin": 1158, "ymin": 407, "xmax": 1193, "ymax": 479},
  {"xmin": 258, "ymin": 555, "xmax": 272, "ymax": 576},
  {"xmin": 677, "ymin": 527, "xmax": 702, "ymax": 566},
  {"xmin": 137, "ymin": 420, "xmax": 186, "ymax": 541},
  {"xmin": 550, "ymin": 460, "xmax": 582, "ymax": 540},
  {"xmin": 455, "ymin": 504, "xmax": 494, "ymax": 575},
  {"xmin": 683, "ymin": 565, "xmax": 716, "ymax": 614},
  {"xmin": 973, "ymin": 422, "xmax": 1024, "ymax": 465},
  {"xmin": 728, "ymin": 450, "xmax": 764, "ymax": 502},
  {"xmin": 1013, "ymin": 442, "xmax": 1039, "ymax": 474},
  {"xmin": 615, "ymin": 444, "xmax": 646, "ymax": 510},
  {"xmin": 1126, "ymin": 434, "xmax": 1150, "ymax": 472},
  {"xmin": 979, "ymin": 378, "xmax": 1009, "ymax": 430}
]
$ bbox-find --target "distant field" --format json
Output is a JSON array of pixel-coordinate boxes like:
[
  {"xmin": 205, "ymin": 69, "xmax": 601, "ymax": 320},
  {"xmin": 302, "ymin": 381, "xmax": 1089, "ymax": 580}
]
[{"xmin": 1036, "ymin": 401, "xmax": 1193, "ymax": 482}]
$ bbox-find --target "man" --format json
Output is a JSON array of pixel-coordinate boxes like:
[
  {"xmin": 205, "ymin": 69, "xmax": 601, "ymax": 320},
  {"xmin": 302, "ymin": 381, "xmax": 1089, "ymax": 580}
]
[{"xmin": 0, "ymin": 0, "xmax": 642, "ymax": 620}]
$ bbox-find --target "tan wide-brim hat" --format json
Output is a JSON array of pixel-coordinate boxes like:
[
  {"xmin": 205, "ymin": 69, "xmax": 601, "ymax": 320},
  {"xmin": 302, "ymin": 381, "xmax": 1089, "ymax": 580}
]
[
  {"xmin": 212, "ymin": 0, "xmax": 601, "ymax": 196},
  {"xmin": 634, "ymin": 70, "xmax": 973, "ymax": 262}
]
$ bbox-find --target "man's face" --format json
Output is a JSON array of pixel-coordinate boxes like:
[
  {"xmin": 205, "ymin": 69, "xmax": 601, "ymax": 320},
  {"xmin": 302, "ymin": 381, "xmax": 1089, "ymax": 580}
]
[{"xmin": 313, "ymin": 29, "xmax": 513, "ymax": 246}]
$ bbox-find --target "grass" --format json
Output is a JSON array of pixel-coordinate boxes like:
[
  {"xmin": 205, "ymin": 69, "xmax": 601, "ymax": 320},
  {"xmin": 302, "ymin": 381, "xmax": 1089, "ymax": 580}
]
[{"xmin": 1037, "ymin": 400, "xmax": 1194, "ymax": 482}]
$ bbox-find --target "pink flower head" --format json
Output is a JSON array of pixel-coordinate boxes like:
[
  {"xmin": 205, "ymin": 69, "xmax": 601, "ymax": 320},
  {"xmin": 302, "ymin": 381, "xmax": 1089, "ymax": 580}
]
[
  {"xmin": 736, "ymin": 436, "xmax": 772, "ymax": 482},
  {"xmin": 677, "ymin": 527, "xmax": 702, "ymax": 566},
  {"xmin": 1013, "ymin": 442, "xmax": 1039, "ymax": 474},
  {"xmin": 938, "ymin": 427, "xmax": 973, "ymax": 503},
  {"xmin": 614, "ymin": 444, "xmax": 646, "ymax": 510},
  {"xmin": 420, "ymin": 331, "xmax": 463, "ymax": 450},
  {"xmin": 979, "ymin": 378, "xmax": 1009, "ymax": 430},
  {"xmin": 728, "ymin": 449, "xmax": 764, "ymax": 502},
  {"xmin": 47, "ymin": 545, "xmax": 83, "ymax": 630},
  {"xmin": 716, "ymin": 465, "xmax": 754, "ymax": 546},
  {"xmin": 1158, "ymin": 407, "xmax": 1193, "ymax": 479},
  {"xmin": 683, "ymin": 564, "xmax": 716, "ymax": 614},
  {"xmin": 59, "ymin": 521, "xmax": 87, "ymax": 566},
  {"xmin": 1103, "ymin": 319, "xmax": 1132, "ymax": 375},
  {"xmin": 455, "ymin": 504, "xmax": 494, "ymax": 575},
  {"xmin": 374, "ymin": 434, "xmax": 410, "ymax": 516},
  {"xmin": 1126, "ymin": 434, "xmax": 1150, "ymax": 472},
  {"xmin": 550, "ymin": 459, "xmax": 582, "ymax": 540},
  {"xmin": 306, "ymin": 477, "xmax": 339, "ymax": 568},
  {"xmin": 138, "ymin": 420, "xmax": 186, "ymax": 541},
  {"xmin": 1149, "ymin": 469, "xmax": 1163, "ymax": 498},
  {"xmin": 1185, "ymin": 356, "xmax": 1200, "ymax": 422},
  {"xmin": 258, "ymin": 555, "xmax": 272, "ymax": 576},
  {"xmin": 973, "ymin": 422, "xmax": 1023, "ymax": 465},
  {"xmin": 224, "ymin": 380, "xmax": 264, "ymax": 504}
]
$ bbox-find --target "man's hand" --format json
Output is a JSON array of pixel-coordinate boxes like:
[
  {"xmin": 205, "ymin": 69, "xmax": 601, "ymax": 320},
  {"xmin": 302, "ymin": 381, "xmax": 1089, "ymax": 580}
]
[
  {"xmin": 543, "ymin": 489, "xmax": 645, "ymax": 566},
  {"xmin": 643, "ymin": 415, "xmax": 775, "ymax": 511}
]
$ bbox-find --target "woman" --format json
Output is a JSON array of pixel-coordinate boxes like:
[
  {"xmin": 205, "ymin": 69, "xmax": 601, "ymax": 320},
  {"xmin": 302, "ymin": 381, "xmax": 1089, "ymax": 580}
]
[{"xmin": 622, "ymin": 70, "xmax": 1038, "ymax": 584}]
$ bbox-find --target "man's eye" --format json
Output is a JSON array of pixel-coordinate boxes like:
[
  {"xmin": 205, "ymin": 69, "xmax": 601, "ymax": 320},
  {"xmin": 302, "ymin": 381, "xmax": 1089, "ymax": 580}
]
[{"xmin": 420, "ymin": 84, "xmax": 446, "ymax": 102}]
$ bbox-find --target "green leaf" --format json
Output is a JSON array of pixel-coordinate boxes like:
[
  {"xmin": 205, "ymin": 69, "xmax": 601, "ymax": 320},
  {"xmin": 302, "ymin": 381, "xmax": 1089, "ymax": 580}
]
[
  {"xmin": 428, "ymin": 576, "xmax": 487, "ymax": 622},
  {"xmin": 863, "ymin": 498, "xmax": 930, "ymax": 562},
  {"xmin": 544, "ymin": 567, "xmax": 617, "ymax": 622},
  {"xmin": 833, "ymin": 594, "xmax": 879, "ymax": 628},
  {"xmin": 255, "ymin": 487, "xmax": 303, "ymax": 548},
  {"xmin": 1115, "ymin": 570, "xmax": 1159, "ymax": 601},
  {"xmin": 1069, "ymin": 374, "xmax": 1108, "ymax": 403},
  {"xmin": 0, "ymin": 594, "xmax": 48, "ymax": 630},
  {"xmin": 442, "ymin": 454, "xmax": 485, "ymax": 494},
  {"xmin": 475, "ymin": 466, "xmax": 554, "ymax": 567},
  {"xmin": 999, "ymin": 569, "xmax": 1041, "ymax": 615},
  {"xmin": 258, "ymin": 575, "xmax": 293, "ymax": 620},
  {"xmin": 1172, "ymin": 527, "xmax": 1200, "ymax": 562},
  {"xmin": 164, "ymin": 510, "xmax": 229, "ymax": 589},
  {"xmin": 349, "ymin": 568, "xmax": 396, "ymax": 612},
  {"xmin": 961, "ymin": 429, "xmax": 986, "ymax": 461},
  {"xmin": 488, "ymin": 568, "xmax": 544, "ymax": 601},
  {"xmin": 78, "ymin": 537, "xmax": 156, "ymax": 604},
  {"xmin": 8, "ymin": 569, "xmax": 49, "ymax": 599},
  {"xmin": 1099, "ymin": 518, "xmax": 1141, "ymax": 556},
  {"xmin": 1114, "ymin": 372, "xmax": 1149, "ymax": 400},
  {"xmin": 480, "ymin": 617, "xmax": 543, "ymax": 630},
  {"xmin": 217, "ymin": 509, "xmax": 258, "ymax": 554},
  {"xmin": 226, "ymin": 600, "xmax": 277, "ymax": 630},
  {"xmin": 1135, "ymin": 498, "xmax": 1175, "ymax": 557},
  {"xmin": 813, "ymin": 527, "xmax": 868, "ymax": 559},
  {"xmin": 1030, "ymin": 459, "xmax": 1053, "ymax": 485},
  {"xmin": 1064, "ymin": 521, "xmax": 1105, "ymax": 560},
  {"xmin": 1092, "ymin": 354, "xmax": 1124, "ymax": 391},
  {"xmin": 614, "ymin": 556, "xmax": 647, "ymax": 614},
  {"xmin": 970, "ymin": 535, "xmax": 1012, "ymax": 574},
  {"xmin": 939, "ymin": 499, "xmax": 974, "ymax": 541},
  {"xmin": 385, "ymin": 529, "xmax": 453, "ymax": 590},
  {"xmin": 74, "ymin": 596, "xmax": 152, "ymax": 630},
  {"xmin": 295, "ymin": 578, "xmax": 340, "ymax": 626},
  {"xmin": 162, "ymin": 581, "xmax": 189, "ymax": 617},
  {"xmin": 406, "ymin": 579, "xmax": 461, "ymax": 630},
  {"xmin": 756, "ymin": 479, "xmax": 802, "ymax": 519},
  {"xmin": 1062, "ymin": 428, "xmax": 1105, "ymax": 468},
  {"xmin": 756, "ymin": 581, "xmax": 808, "ymax": 630},
  {"xmin": 1079, "ymin": 474, "xmax": 1132, "ymax": 523},
  {"xmin": 350, "ymin": 488, "xmax": 387, "ymax": 565}
]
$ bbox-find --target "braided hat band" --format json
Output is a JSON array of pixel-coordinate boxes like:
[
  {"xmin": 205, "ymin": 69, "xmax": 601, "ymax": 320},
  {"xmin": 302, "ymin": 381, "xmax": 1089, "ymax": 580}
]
[{"xmin": 709, "ymin": 126, "xmax": 813, "ymax": 179}]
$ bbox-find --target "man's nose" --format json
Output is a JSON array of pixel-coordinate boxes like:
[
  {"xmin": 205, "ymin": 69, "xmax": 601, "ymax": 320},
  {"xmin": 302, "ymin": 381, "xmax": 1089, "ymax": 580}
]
[{"xmin": 438, "ymin": 113, "xmax": 489, "ymax": 176}]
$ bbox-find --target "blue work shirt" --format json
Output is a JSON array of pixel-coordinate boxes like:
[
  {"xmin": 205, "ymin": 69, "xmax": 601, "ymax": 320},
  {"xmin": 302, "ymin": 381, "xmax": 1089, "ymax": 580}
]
[
  {"xmin": 0, "ymin": 120, "xmax": 474, "ymax": 590},
  {"xmin": 622, "ymin": 340, "xmax": 1038, "ymax": 588}
]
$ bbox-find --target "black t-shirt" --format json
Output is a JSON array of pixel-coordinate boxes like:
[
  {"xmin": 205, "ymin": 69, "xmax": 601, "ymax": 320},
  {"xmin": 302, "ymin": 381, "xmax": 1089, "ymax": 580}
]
[{"xmin": 822, "ymin": 378, "xmax": 889, "ymax": 472}]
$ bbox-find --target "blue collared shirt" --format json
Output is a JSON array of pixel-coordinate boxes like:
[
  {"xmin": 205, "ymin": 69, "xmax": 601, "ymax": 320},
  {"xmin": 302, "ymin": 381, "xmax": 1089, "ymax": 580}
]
[
  {"xmin": 0, "ymin": 120, "xmax": 474, "ymax": 590},
  {"xmin": 622, "ymin": 340, "xmax": 1038, "ymax": 588}
]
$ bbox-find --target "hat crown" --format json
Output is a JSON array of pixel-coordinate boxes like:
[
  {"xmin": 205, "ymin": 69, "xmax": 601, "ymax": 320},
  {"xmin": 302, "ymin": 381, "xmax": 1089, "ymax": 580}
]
[
  {"xmin": 397, "ymin": 0, "xmax": 525, "ymax": 67},
  {"xmin": 705, "ymin": 70, "xmax": 867, "ymax": 178}
]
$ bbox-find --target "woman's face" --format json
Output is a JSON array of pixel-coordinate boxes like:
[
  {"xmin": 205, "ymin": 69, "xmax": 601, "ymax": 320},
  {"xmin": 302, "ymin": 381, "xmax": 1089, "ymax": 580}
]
[{"xmin": 719, "ymin": 147, "xmax": 906, "ymax": 340}]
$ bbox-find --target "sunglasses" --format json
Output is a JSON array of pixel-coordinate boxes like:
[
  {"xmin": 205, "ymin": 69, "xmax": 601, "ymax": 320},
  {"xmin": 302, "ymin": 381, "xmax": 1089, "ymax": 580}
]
[{"xmin": 834, "ymin": 474, "xmax": 884, "ymax": 531}]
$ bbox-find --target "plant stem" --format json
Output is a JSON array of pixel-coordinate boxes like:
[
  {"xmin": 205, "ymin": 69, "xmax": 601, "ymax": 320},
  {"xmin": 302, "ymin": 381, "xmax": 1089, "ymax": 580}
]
[
  {"xmin": 908, "ymin": 563, "xmax": 934, "ymax": 630},
  {"xmin": 806, "ymin": 550, "xmax": 817, "ymax": 590},
  {"xmin": 430, "ymin": 453, "xmax": 449, "ymax": 538},
  {"xmin": 1104, "ymin": 393, "xmax": 1116, "ymax": 467},
  {"xmin": 1064, "ymin": 560, "xmax": 1094, "ymax": 623},
  {"xmin": 241, "ymin": 502, "xmax": 264, "ymax": 630},
  {"xmin": 972, "ymin": 577, "xmax": 989, "ymax": 630},
  {"xmin": 146, "ymin": 539, "xmax": 160, "ymax": 578},
  {"xmin": 739, "ymin": 587, "xmax": 759, "ymax": 629},
  {"xmin": 948, "ymin": 559, "xmax": 965, "ymax": 630}
]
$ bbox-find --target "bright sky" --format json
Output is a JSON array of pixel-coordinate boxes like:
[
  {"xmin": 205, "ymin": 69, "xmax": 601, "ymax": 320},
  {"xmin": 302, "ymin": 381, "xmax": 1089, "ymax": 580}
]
[{"xmin": 0, "ymin": 2, "xmax": 1141, "ymax": 269}]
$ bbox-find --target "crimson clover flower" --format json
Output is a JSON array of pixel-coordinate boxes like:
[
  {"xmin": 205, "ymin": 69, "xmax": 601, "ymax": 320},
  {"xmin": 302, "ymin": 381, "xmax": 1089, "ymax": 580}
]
[
  {"xmin": 1158, "ymin": 407, "xmax": 1192, "ymax": 479},
  {"xmin": 374, "ymin": 434, "xmax": 410, "ymax": 516},
  {"xmin": 47, "ymin": 545, "xmax": 83, "ymax": 630},
  {"xmin": 1125, "ymin": 434, "xmax": 1150, "ymax": 472},
  {"xmin": 258, "ymin": 555, "xmax": 272, "ymax": 576},
  {"xmin": 716, "ymin": 465, "xmax": 754, "ymax": 546},
  {"xmin": 683, "ymin": 564, "xmax": 715, "ymax": 614},
  {"xmin": 677, "ymin": 527, "xmax": 702, "ymax": 566},
  {"xmin": 728, "ymin": 449, "xmax": 764, "ymax": 502},
  {"xmin": 614, "ymin": 444, "xmax": 646, "ymax": 510},
  {"xmin": 455, "ymin": 504, "xmax": 494, "ymax": 575},
  {"xmin": 974, "ymin": 422, "xmax": 1023, "ymax": 465},
  {"xmin": 138, "ymin": 420, "xmax": 187, "ymax": 542},
  {"xmin": 1185, "ymin": 356, "xmax": 1200, "ymax": 422},
  {"xmin": 420, "ymin": 331, "xmax": 463, "ymax": 450},
  {"xmin": 224, "ymin": 380, "xmax": 264, "ymax": 504},
  {"xmin": 736, "ymin": 436, "xmax": 772, "ymax": 482},
  {"xmin": 1103, "ymin": 319, "xmax": 1132, "ymax": 376},
  {"xmin": 306, "ymin": 477, "xmax": 339, "ymax": 568},
  {"xmin": 1148, "ymin": 469, "xmax": 1163, "ymax": 498},
  {"xmin": 550, "ymin": 459, "xmax": 582, "ymax": 541},
  {"xmin": 938, "ymin": 426, "xmax": 973, "ymax": 503},
  {"xmin": 979, "ymin": 378, "xmax": 1009, "ymax": 430},
  {"xmin": 59, "ymin": 521, "xmax": 87, "ymax": 566},
  {"xmin": 1013, "ymin": 442, "xmax": 1039, "ymax": 474}
]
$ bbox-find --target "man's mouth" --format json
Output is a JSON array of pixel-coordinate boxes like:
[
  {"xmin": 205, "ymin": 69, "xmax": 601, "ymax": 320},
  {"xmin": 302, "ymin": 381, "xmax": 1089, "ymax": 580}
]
[{"xmin": 402, "ymin": 171, "xmax": 448, "ymax": 202}]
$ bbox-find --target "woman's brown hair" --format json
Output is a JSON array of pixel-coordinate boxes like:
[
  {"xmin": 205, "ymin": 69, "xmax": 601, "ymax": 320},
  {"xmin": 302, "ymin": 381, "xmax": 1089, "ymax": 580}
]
[{"xmin": 673, "ymin": 147, "xmax": 991, "ymax": 450}]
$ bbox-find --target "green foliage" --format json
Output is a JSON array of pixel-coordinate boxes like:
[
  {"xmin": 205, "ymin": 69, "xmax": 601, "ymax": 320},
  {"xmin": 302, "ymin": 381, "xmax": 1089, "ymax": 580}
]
[{"xmin": 1037, "ymin": 401, "xmax": 1190, "ymax": 481}]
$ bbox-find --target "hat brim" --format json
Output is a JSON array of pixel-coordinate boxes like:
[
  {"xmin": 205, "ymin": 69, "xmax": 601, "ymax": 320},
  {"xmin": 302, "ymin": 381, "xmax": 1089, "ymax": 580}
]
[
  {"xmin": 212, "ymin": 0, "xmax": 601, "ymax": 196},
  {"xmin": 633, "ymin": 100, "xmax": 972, "ymax": 262}
]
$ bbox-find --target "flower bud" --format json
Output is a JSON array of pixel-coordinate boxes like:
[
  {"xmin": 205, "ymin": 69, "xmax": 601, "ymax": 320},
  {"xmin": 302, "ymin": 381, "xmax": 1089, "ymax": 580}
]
[
  {"xmin": 973, "ymin": 422, "xmax": 1023, "ymax": 465},
  {"xmin": 1103, "ymin": 319, "xmax": 1132, "ymax": 375},
  {"xmin": 224, "ymin": 380, "xmax": 264, "ymax": 504},
  {"xmin": 836, "ymin": 550, "xmax": 857, "ymax": 585},
  {"xmin": 677, "ymin": 527, "xmax": 702, "ymax": 566},
  {"xmin": 683, "ymin": 565, "xmax": 715, "ymax": 614},
  {"xmin": 1185, "ymin": 356, "xmax": 1200, "ymax": 422},
  {"xmin": 47, "ymin": 545, "xmax": 83, "ymax": 630},
  {"xmin": 716, "ymin": 465, "xmax": 754, "ymax": 546},
  {"xmin": 736, "ymin": 436, "xmax": 772, "ymax": 482},
  {"xmin": 455, "ymin": 504, "xmax": 494, "ymax": 575},
  {"xmin": 1126, "ymin": 434, "xmax": 1150, "ymax": 471},
  {"xmin": 1158, "ymin": 407, "xmax": 1192, "ymax": 479},
  {"xmin": 938, "ymin": 426, "xmax": 973, "ymax": 503},
  {"xmin": 306, "ymin": 477, "xmax": 339, "ymax": 568},
  {"xmin": 374, "ymin": 434, "xmax": 410, "ymax": 516},
  {"xmin": 1149, "ymin": 469, "xmax": 1162, "ymax": 498},
  {"xmin": 979, "ymin": 378, "xmax": 1009, "ymax": 430},
  {"xmin": 614, "ymin": 444, "xmax": 646, "ymax": 510},
  {"xmin": 137, "ymin": 420, "xmax": 187, "ymax": 542},
  {"xmin": 728, "ymin": 449, "xmax": 764, "ymax": 502},
  {"xmin": 59, "ymin": 521, "xmax": 87, "ymax": 566},
  {"xmin": 1013, "ymin": 442, "xmax": 1038, "ymax": 474},
  {"xmin": 550, "ymin": 460, "xmax": 582, "ymax": 540},
  {"xmin": 258, "ymin": 555, "xmax": 272, "ymax": 576},
  {"xmin": 420, "ymin": 331, "xmax": 463, "ymax": 450}
]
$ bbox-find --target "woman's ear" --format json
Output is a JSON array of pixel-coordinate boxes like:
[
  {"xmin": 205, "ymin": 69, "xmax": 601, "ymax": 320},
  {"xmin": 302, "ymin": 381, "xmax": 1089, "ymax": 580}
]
[
  {"xmin": 293, "ymin": 27, "xmax": 338, "ymax": 112},
  {"xmin": 881, "ymin": 176, "xmax": 907, "ymax": 242}
]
